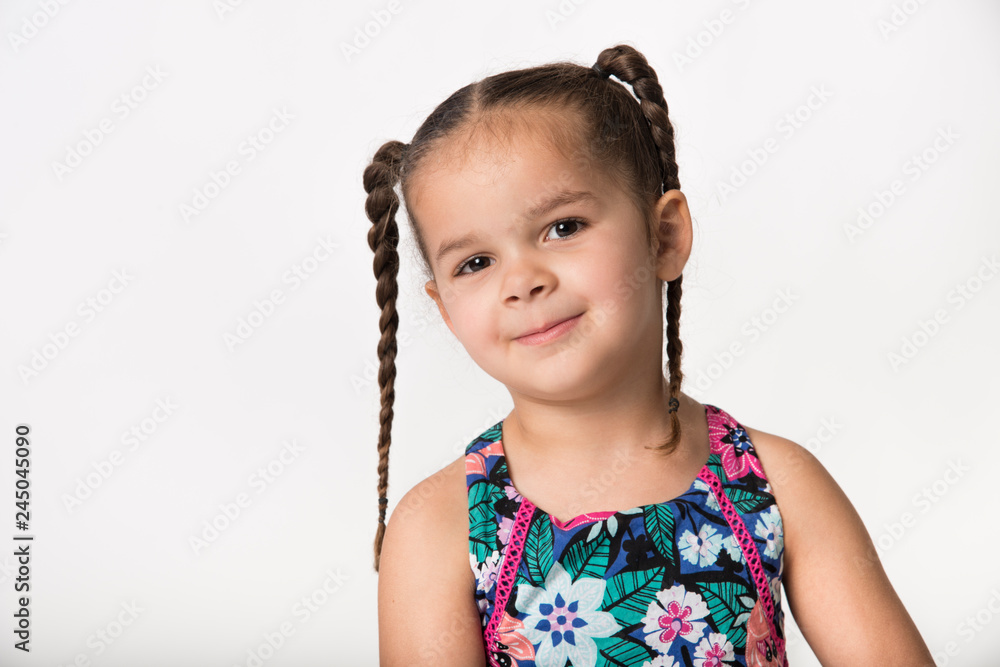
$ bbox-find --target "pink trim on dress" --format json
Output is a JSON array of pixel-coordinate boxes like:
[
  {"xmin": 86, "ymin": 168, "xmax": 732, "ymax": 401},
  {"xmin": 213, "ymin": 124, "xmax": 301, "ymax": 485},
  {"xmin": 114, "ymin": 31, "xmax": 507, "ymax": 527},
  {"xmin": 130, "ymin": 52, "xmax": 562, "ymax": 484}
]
[
  {"xmin": 549, "ymin": 510, "xmax": 617, "ymax": 530},
  {"xmin": 484, "ymin": 496, "xmax": 536, "ymax": 665},
  {"xmin": 697, "ymin": 466, "xmax": 786, "ymax": 664}
]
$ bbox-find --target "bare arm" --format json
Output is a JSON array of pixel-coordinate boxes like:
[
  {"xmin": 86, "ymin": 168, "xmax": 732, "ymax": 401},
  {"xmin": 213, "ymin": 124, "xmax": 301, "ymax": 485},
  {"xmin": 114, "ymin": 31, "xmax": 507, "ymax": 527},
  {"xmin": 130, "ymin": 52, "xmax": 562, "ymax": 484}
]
[
  {"xmin": 746, "ymin": 426, "xmax": 935, "ymax": 666},
  {"xmin": 378, "ymin": 457, "xmax": 488, "ymax": 667}
]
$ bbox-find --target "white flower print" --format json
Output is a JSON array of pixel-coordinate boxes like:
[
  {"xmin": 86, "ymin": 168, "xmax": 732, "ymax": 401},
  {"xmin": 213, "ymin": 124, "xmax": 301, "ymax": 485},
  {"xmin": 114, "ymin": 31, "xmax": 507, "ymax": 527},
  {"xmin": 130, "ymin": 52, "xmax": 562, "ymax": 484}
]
[
  {"xmin": 693, "ymin": 478, "xmax": 720, "ymax": 511},
  {"xmin": 642, "ymin": 654, "xmax": 680, "ymax": 667},
  {"xmin": 679, "ymin": 523, "xmax": 724, "ymax": 567},
  {"xmin": 471, "ymin": 550, "xmax": 501, "ymax": 621},
  {"xmin": 497, "ymin": 514, "xmax": 514, "ymax": 546},
  {"xmin": 754, "ymin": 506, "xmax": 784, "ymax": 559},
  {"xmin": 641, "ymin": 583, "xmax": 710, "ymax": 654},
  {"xmin": 514, "ymin": 561, "xmax": 620, "ymax": 667},
  {"xmin": 721, "ymin": 533, "xmax": 743, "ymax": 563},
  {"xmin": 769, "ymin": 574, "xmax": 782, "ymax": 607},
  {"xmin": 471, "ymin": 550, "xmax": 501, "ymax": 594},
  {"xmin": 694, "ymin": 632, "xmax": 735, "ymax": 666}
]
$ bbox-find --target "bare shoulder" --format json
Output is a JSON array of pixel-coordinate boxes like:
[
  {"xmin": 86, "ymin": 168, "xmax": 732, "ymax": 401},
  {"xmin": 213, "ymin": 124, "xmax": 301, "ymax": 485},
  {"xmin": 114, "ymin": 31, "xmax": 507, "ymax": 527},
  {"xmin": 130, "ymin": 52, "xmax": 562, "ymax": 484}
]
[
  {"xmin": 387, "ymin": 454, "xmax": 469, "ymax": 537},
  {"xmin": 739, "ymin": 424, "xmax": 831, "ymax": 514},
  {"xmin": 740, "ymin": 424, "xmax": 934, "ymax": 666},
  {"xmin": 378, "ymin": 454, "xmax": 486, "ymax": 666},
  {"xmin": 741, "ymin": 422, "xmax": 874, "ymax": 575}
]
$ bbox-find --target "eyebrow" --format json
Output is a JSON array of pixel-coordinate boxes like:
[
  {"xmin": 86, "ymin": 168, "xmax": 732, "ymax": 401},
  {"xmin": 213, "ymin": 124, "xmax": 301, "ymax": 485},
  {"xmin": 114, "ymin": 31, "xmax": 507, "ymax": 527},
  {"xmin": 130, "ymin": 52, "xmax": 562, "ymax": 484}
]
[{"xmin": 434, "ymin": 189, "xmax": 598, "ymax": 266}]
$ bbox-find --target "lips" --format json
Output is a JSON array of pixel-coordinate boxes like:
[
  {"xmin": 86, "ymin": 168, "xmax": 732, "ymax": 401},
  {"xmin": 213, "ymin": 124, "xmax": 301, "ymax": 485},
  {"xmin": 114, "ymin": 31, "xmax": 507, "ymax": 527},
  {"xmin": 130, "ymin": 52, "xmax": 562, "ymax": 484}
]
[{"xmin": 516, "ymin": 314, "xmax": 582, "ymax": 340}]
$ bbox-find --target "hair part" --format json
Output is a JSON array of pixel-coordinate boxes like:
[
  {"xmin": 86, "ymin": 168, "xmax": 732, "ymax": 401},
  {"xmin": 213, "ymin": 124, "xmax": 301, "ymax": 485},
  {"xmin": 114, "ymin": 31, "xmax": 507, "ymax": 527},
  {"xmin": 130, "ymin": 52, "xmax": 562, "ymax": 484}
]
[{"xmin": 363, "ymin": 43, "xmax": 684, "ymax": 573}]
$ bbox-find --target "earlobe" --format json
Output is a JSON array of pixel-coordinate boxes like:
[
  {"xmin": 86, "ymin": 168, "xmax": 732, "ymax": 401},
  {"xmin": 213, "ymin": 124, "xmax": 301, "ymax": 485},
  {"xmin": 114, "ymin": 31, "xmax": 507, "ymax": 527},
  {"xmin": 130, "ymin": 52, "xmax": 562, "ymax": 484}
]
[
  {"xmin": 424, "ymin": 280, "xmax": 456, "ymax": 336},
  {"xmin": 653, "ymin": 189, "xmax": 693, "ymax": 283}
]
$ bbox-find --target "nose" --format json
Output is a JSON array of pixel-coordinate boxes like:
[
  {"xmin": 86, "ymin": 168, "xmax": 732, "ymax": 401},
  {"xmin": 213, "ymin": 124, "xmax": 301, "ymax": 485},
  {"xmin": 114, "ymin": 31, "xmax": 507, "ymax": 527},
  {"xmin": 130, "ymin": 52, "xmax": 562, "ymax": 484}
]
[{"xmin": 502, "ymin": 250, "xmax": 555, "ymax": 302}]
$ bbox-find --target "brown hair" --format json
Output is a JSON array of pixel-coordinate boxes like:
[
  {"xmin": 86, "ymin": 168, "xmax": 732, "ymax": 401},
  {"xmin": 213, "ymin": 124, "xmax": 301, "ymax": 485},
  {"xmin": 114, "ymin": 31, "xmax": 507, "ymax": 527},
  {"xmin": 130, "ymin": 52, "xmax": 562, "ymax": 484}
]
[{"xmin": 363, "ymin": 43, "xmax": 684, "ymax": 573}]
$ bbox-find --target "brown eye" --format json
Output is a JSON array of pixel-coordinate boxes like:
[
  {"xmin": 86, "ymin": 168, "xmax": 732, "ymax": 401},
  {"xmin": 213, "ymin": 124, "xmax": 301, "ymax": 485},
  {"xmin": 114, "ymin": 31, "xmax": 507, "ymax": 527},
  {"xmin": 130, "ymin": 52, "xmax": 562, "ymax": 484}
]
[
  {"xmin": 546, "ymin": 218, "xmax": 586, "ymax": 240},
  {"xmin": 455, "ymin": 256, "xmax": 494, "ymax": 276},
  {"xmin": 453, "ymin": 218, "xmax": 587, "ymax": 277}
]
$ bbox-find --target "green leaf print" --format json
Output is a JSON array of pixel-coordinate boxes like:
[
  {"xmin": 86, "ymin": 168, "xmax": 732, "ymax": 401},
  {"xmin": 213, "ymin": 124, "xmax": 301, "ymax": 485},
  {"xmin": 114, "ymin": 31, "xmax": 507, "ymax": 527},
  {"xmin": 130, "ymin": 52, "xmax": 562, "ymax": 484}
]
[
  {"xmin": 524, "ymin": 516, "xmax": 553, "ymax": 586},
  {"xmin": 602, "ymin": 566, "xmax": 664, "ymax": 623},
  {"xmin": 725, "ymin": 485, "xmax": 772, "ymax": 514},
  {"xmin": 700, "ymin": 579, "xmax": 753, "ymax": 649},
  {"xmin": 481, "ymin": 424, "xmax": 502, "ymax": 442},
  {"xmin": 469, "ymin": 480, "xmax": 498, "ymax": 562},
  {"xmin": 707, "ymin": 457, "xmax": 727, "ymax": 483},
  {"xmin": 595, "ymin": 635, "xmax": 655, "ymax": 667},
  {"xmin": 563, "ymin": 527, "xmax": 611, "ymax": 581},
  {"xmin": 493, "ymin": 455, "xmax": 508, "ymax": 481},
  {"xmin": 642, "ymin": 504, "xmax": 676, "ymax": 567}
]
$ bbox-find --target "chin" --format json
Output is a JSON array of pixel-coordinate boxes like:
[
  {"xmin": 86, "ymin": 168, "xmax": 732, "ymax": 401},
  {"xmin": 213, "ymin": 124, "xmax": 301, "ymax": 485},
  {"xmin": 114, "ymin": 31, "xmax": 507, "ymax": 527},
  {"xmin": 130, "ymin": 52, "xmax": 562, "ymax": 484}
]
[{"xmin": 511, "ymin": 363, "xmax": 598, "ymax": 400}]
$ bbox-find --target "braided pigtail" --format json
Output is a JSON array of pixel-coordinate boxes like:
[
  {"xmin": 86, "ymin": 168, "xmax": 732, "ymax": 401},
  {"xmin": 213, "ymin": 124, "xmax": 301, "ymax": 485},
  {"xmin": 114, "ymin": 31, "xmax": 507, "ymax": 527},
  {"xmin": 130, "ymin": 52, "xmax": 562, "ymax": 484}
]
[
  {"xmin": 362, "ymin": 46, "xmax": 689, "ymax": 571},
  {"xmin": 594, "ymin": 45, "xmax": 685, "ymax": 455},
  {"xmin": 362, "ymin": 139, "xmax": 407, "ymax": 573}
]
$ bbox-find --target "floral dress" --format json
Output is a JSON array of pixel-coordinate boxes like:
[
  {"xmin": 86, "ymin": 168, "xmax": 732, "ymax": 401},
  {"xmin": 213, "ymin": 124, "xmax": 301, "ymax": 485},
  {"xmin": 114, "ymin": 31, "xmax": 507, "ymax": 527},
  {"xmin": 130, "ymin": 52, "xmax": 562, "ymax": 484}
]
[{"xmin": 465, "ymin": 404, "xmax": 788, "ymax": 667}]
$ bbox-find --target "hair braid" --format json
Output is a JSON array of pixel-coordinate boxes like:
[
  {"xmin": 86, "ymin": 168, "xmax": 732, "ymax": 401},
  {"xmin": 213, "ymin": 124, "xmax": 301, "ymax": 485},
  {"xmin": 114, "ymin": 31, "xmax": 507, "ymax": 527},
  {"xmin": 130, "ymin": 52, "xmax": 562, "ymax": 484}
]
[
  {"xmin": 363, "ymin": 139, "xmax": 407, "ymax": 573},
  {"xmin": 595, "ymin": 44, "xmax": 685, "ymax": 454},
  {"xmin": 364, "ymin": 45, "xmax": 691, "ymax": 575}
]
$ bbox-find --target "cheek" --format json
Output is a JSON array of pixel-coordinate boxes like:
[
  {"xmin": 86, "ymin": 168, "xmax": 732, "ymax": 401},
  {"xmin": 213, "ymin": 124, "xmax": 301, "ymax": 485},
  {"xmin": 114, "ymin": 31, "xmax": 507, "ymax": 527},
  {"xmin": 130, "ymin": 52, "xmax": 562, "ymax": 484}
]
[
  {"xmin": 579, "ymin": 243, "xmax": 643, "ymax": 296},
  {"xmin": 590, "ymin": 250, "xmax": 658, "ymax": 315},
  {"xmin": 448, "ymin": 299, "xmax": 495, "ymax": 345}
]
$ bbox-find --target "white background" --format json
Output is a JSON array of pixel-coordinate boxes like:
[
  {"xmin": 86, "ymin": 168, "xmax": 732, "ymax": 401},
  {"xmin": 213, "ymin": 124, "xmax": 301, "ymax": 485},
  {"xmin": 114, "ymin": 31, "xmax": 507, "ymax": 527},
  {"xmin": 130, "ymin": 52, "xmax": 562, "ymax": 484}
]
[{"xmin": 1, "ymin": 0, "xmax": 998, "ymax": 665}]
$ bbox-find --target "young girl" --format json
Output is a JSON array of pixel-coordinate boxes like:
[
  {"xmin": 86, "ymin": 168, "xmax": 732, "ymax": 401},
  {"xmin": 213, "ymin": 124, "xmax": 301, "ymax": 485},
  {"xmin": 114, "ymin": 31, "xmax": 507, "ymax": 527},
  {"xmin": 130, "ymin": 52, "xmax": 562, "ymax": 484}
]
[{"xmin": 364, "ymin": 44, "xmax": 934, "ymax": 667}]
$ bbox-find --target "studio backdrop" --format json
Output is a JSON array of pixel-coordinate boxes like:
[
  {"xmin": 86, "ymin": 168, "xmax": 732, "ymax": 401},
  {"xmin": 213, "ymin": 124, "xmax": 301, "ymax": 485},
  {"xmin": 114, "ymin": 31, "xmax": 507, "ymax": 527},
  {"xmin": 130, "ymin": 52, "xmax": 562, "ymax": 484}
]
[{"xmin": 1, "ymin": 1, "xmax": 997, "ymax": 665}]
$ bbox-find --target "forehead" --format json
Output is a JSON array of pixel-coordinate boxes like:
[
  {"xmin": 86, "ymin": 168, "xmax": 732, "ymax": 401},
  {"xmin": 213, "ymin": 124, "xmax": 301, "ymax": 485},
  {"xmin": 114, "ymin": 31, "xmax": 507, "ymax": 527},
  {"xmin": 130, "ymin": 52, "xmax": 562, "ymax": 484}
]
[
  {"xmin": 439, "ymin": 107, "xmax": 587, "ymax": 172},
  {"xmin": 407, "ymin": 111, "xmax": 615, "ymax": 224}
]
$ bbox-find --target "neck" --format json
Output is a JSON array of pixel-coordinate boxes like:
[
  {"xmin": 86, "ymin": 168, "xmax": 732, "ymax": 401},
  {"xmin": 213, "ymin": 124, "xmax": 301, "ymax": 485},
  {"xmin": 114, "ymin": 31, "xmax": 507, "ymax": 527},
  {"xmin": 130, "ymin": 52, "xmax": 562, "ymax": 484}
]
[{"xmin": 503, "ymin": 370, "xmax": 687, "ymax": 470}]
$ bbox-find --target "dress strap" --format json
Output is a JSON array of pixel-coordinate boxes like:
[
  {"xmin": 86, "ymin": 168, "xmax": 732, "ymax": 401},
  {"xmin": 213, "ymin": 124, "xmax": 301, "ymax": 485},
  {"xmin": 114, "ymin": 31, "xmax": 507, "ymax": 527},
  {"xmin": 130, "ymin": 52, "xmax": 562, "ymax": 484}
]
[
  {"xmin": 483, "ymin": 497, "xmax": 536, "ymax": 665},
  {"xmin": 697, "ymin": 466, "xmax": 787, "ymax": 664}
]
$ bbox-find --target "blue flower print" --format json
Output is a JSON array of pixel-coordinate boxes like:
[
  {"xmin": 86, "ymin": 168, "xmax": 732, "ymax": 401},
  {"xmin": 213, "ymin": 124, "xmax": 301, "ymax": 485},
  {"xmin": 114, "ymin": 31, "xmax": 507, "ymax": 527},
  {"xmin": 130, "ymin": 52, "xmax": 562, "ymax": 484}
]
[{"xmin": 514, "ymin": 561, "xmax": 620, "ymax": 667}]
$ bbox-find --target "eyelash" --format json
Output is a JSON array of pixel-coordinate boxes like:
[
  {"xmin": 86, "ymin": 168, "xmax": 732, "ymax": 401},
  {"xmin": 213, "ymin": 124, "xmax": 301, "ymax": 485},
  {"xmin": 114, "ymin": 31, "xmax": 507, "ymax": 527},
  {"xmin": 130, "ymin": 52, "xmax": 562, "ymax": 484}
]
[{"xmin": 453, "ymin": 218, "xmax": 589, "ymax": 277}]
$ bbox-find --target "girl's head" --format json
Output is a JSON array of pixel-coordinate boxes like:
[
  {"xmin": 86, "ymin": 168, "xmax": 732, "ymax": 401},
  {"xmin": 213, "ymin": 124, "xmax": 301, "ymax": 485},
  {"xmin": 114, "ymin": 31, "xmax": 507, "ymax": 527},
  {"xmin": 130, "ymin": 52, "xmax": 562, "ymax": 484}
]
[{"xmin": 364, "ymin": 44, "xmax": 691, "ymax": 572}]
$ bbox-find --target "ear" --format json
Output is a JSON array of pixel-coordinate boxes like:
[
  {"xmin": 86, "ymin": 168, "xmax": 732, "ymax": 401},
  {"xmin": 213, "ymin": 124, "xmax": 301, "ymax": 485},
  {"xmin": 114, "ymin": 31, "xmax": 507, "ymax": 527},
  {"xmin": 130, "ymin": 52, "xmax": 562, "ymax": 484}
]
[
  {"xmin": 424, "ymin": 279, "xmax": 456, "ymax": 337},
  {"xmin": 651, "ymin": 189, "xmax": 693, "ymax": 283}
]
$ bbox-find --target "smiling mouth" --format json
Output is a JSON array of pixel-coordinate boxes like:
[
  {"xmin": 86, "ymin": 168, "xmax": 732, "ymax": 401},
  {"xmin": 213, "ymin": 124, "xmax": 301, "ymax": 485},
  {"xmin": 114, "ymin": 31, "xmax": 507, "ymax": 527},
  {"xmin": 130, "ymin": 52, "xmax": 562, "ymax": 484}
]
[{"xmin": 515, "ymin": 313, "xmax": 584, "ymax": 345}]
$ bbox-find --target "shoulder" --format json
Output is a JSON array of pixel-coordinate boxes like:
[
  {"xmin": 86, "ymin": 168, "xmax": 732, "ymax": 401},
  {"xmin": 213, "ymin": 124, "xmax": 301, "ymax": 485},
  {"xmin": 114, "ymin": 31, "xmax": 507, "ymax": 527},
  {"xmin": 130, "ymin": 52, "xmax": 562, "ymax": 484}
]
[
  {"xmin": 388, "ymin": 455, "xmax": 470, "ymax": 538},
  {"xmin": 740, "ymin": 423, "xmax": 827, "ymax": 509},
  {"xmin": 379, "ymin": 453, "xmax": 470, "ymax": 581},
  {"xmin": 740, "ymin": 422, "xmax": 859, "ymax": 562},
  {"xmin": 378, "ymin": 454, "xmax": 487, "ymax": 666},
  {"xmin": 740, "ymin": 423, "xmax": 935, "ymax": 665}
]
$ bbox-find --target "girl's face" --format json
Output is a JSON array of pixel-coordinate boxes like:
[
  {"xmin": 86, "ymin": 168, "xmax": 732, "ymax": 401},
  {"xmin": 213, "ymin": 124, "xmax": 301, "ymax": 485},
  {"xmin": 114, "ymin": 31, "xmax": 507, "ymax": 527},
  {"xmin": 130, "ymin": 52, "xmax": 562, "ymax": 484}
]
[{"xmin": 410, "ymin": 120, "xmax": 691, "ymax": 403}]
